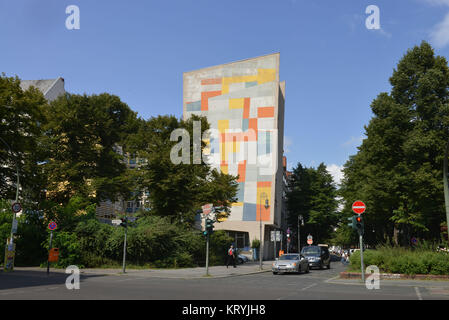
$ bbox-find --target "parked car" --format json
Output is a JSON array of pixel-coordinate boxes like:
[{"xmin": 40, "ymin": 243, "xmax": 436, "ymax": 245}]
[
  {"xmin": 301, "ymin": 245, "xmax": 331, "ymax": 269},
  {"xmin": 237, "ymin": 254, "xmax": 249, "ymax": 264},
  {"xmin": 272, "ymin": 253, "xmax": 309, "ymax": 275}
]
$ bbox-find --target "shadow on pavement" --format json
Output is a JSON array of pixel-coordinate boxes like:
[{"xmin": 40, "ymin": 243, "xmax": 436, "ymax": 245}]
[{"xmin": 0, "ymin": 269, "xmax": 103, "ymax": 291}]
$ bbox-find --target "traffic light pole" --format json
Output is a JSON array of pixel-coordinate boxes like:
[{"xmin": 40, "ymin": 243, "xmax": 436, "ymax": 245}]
[
  {"xmin": 359, "ymin": 233, "xmax": 365, "ymax": 283},
  {"xmin": 122, "ymin": 217, "xmax": 128, "ymax": 274},
  {"xmin": 205, "ymin": 232, "xmax": 210, "ymax": 276}
]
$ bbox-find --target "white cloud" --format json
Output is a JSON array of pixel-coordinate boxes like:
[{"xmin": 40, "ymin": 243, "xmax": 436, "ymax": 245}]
[
  {"xmin": 430, "ymin": 12, "xmax": 449, "ymax": 47},
  {"xmin": 420, "ymin": 0, "xmax": 449, "ymax": 47},
  {"xmin": 284, "ymin": 136, "xmax": 292, "ymax": 154},
  {"xmin": 342, "ymin": 136, "xmax": 364, "ymax": 147},
  {"xmin": 327, "ymin": 164, "xmax": 345, "ymax": 186}
]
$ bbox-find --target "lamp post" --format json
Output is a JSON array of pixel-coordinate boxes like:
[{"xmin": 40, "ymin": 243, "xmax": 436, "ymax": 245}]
[
  {"xmin": 259, "ymin": 192, "xmax": 269, "ymax": 270},
  {"xmin": 297, "ymin": 215, "xmax": 304, "ymax": 254}
]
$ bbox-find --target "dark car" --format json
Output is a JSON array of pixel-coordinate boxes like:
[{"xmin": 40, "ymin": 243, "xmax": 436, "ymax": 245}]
[{"xmin": 301, "ymin": 245, "xmax": 331, "ymax": 269}]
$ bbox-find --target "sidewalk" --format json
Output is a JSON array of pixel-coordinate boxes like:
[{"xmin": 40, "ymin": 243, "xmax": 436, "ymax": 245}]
[{"xmin": 12, "ymin": 261, "xmax": 275, "ymax": 279}]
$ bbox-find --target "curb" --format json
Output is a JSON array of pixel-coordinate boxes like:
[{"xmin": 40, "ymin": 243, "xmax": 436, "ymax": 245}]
[{"xmin": 340, "ymin": 271, "xmax": 449, "ymax": 281}]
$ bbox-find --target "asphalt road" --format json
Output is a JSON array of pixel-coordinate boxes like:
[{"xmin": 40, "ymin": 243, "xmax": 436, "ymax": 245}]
[{"xmin": 1, "ymin": 261, "xmax": 449, "ymax": 300}]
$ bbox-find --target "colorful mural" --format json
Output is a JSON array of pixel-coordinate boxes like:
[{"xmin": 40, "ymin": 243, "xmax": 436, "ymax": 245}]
[{"xmin": 184, "ymin": 54, "xmax": 281, "ymax": 222}]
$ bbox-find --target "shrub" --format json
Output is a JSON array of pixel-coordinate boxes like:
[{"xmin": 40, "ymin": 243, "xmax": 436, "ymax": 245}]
[{"xmin": 348, "ymin": 245, "xmax": 449, "ymax": 275}]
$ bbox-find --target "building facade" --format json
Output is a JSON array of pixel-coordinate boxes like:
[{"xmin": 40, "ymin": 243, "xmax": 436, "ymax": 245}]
[{"xmin": 183, "ymin": 53, "xmax": 285, "ymax": 259}]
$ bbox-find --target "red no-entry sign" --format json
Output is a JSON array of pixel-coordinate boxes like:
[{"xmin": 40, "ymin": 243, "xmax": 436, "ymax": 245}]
[{"xmin": 352, "ymin": 201, "xmax": 366, "ymax": 215}]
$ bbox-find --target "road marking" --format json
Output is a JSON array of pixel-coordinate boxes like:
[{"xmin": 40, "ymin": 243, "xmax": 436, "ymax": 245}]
[
  {"xmin": 324, "ymin": 275, "xmax": 340, "ymax": 283},
  {"xmin": 301, "ymin": 283, "xmax": 317, "ymax": 291},
  {"xmin": 414, "ymin": 287, "xmax": 423, "ymax": 300}
]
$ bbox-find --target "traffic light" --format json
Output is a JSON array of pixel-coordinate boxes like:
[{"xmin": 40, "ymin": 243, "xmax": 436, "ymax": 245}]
[
  {"xmin": 204, "ymin": 218, "xmax": 214, "ymax": 236},
  {"xmin": 120, "ymin": 218, "xmax": 127, "ymax": 228},
  {"xmin": 355, "ymin": 215, "xmax": 364, "ymax": 235},
  {"xmin": 347, "ymin": 215, "xmax": 357, "ymax": 230}
]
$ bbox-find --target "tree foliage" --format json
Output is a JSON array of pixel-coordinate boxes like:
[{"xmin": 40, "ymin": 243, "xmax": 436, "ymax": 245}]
[
  {"xmin": 340, "ymin": 41, "xmax": 449, "ymax": 246},
  {"xmin": 286, "ymin": 162, "xmax": 338, "ymax": 246}
]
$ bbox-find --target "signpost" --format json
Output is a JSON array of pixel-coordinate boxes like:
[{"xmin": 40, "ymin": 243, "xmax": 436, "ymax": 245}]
[
  {"xmin": 352, "ymin": 201, "xmax": 366, "ymax": 215},
  {"xmin": 307, "ymin": 235, "xmax": 313, "ymax": 245},
  {"xmin": 47, "ymin": 221, "xmax": 57, "ymax": 275},
  {"xmin": 352, "ymin": 200, "xmax": 366, "ymax": 283},
  {"xmin": 201, "ymin": 203, "xmax": 214, "ymax": 276},
  {"xmin": 271, "ymin": 231, "xmax": 281, "ymax": 258},
  {"xmin": 11, "ymin": 202, "xmax": 22, "ymax": 214}
]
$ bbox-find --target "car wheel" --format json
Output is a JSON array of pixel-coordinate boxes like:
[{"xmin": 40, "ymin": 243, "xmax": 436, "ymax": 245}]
[
  {"xmin": 238, "ymin": 258, "xmax": 243, "ymax": 264},
  {"xmin": 306, "ymin": 266, "xmax": 310, "ymax": 273}
]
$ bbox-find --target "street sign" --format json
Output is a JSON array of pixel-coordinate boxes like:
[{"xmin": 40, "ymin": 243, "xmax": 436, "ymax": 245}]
[
  {"xmin": 11, "ymin": 219, "xmax": 18, "ymax": 234},
  {"xmin": 270, "ymin": 231, "xmax": 281, "ymax": 242},
  {"xmin": 307, "ymin": 239, "xmax": 313, "ymax": 245},
  {"xmin": 201, "ymin": 203, "xmax": 213, "ymax": 218},
  {"xmin": 48, "ymin": 221, "xmax": 57, "ymax": 231},
  {"xmin": 352, "ymin": 201, "xmax": 366, "ymax": 215},
  {"xmin": 11, "ymin": 202, "xmax": 21, "ymax": 214},
  {"xmin": 112, "ymin": 219, "xmax": 122, "ymax": 225},
  {"xmin": 307, "ymin": 235, "xmax": 313, "ymax": 240}
]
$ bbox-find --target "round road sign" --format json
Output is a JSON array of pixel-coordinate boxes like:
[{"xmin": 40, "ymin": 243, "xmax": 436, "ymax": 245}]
[
  {"xmin": 352, "ymin": 201, "xmax": 366, "ymax": 215},
  {"xmin": 48, "ymin": 221, "xmax": 57, "ymax": 231},
  {"xmin": 307, "ymin": 239, "xmax": 313, "ymax": 245},
  {"xmin": 12, "ymin": 202, "xmax": 22, "ymax": 214},
  {"xmin": 307, "ymin": 235, "xmax": 313, "ymax": 240}
]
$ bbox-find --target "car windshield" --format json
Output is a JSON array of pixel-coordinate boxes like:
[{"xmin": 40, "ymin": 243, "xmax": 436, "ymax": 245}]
[
  {"xmin": 279, "ymin": 254, "xmax": 299, "ymax": 260},
  {"xmin": 301, "ymin": 247, "xmax": 321, "ymax": 255}
]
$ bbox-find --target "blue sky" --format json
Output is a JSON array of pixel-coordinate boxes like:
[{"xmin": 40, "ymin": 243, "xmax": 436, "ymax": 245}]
[{"xmin": 2, "ymin": 0, "xmax": 449, "ymax": 184}]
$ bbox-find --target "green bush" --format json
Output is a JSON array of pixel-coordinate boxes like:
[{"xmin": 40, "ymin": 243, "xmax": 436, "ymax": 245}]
[
  {"xmin": 348, "ymin": 245, "xmax": 449, "ymax": 275},
  {"xmin": 43, "ymin": 231, "xmax": 83, "ymax": 268}
]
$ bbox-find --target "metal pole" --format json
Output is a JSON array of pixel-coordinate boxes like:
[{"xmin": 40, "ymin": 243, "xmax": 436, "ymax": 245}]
[
  {"xmin": 206, "ymin": 232, "xmax": 210, "ymax": 276},
  {"xmin": 443, "ymin": 140, "xmax": 449, "ymax": 242},
  {"xmin": 122, "ymin": 217, "xmax": 127, "ymax": 274},
  {"xmin": 47, "ymin": 231, "xmax": 53, "ymax": 275},
  {"xmin": 360, "ymin": 234, "xmax": 365, "ymax": 283},
  {"xmin": 297, "ymin": 216, "xmax": 300, "ymax": 254},
  {"xmin": 274, "ymin": 231, "xmax": 277, "ymax": 259},
  {"xmin": 259, "ymin": 196, "xmax": 263, "ymax": 270}
]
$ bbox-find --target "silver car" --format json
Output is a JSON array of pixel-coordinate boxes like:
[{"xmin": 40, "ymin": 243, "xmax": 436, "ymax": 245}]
[{"xmin": 272, "ymin": 254, "xmax": 309, "ymax": 275}]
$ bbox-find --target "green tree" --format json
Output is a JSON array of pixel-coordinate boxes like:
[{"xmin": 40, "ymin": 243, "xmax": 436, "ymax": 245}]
[
  {"xmin": 340, "ymin": 41, "xmax": 449, "ymax": 246},
  {"xmin": 41, "ymin": 93, "xmax": 139, "ymax": 204},
  {"xmin": 129, "ymin": 115, "xmax": 238, "ymax": 225},
  {"xmin": 0, "ymin": 75, "xmax": 48, "ymax": 201},
  {"xmin": 287, "ymin": 162, "xmax": 338, "ymax": 245}
]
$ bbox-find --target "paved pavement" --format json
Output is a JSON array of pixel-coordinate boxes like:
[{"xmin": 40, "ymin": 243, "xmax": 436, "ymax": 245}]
[
  {"xmin": 1, "ymin": 261, "xmax": 449, "ymax": 300},
  {"xmin": 10, "ymin": 260, "xmax": 275, "ymax": 279}
]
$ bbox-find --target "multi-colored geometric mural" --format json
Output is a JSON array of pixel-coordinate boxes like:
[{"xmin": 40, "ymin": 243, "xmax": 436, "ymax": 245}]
[{"xmin": 184, "ymin": 54, "xmax": 282, "ymax": 223}]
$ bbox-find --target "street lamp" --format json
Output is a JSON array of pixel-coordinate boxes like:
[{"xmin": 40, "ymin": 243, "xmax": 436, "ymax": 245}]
[{"xmin": 259, "ymin": 192, "xmax": 269, "ymax": 270}]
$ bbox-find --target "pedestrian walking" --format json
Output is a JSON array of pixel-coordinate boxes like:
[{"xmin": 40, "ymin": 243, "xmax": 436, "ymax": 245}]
[{"xmin": 226, "ymin": 244, "xmax": 236, "ymax": 268}]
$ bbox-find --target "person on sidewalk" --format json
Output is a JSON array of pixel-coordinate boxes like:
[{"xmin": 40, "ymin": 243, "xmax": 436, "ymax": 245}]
[{"xmin": 226, "ymin": 245, "xmax": 236, "ymax": 268}]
